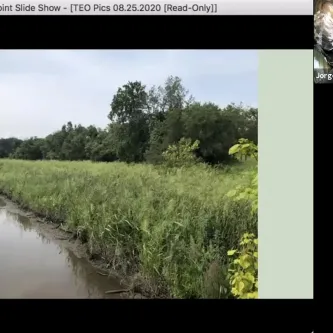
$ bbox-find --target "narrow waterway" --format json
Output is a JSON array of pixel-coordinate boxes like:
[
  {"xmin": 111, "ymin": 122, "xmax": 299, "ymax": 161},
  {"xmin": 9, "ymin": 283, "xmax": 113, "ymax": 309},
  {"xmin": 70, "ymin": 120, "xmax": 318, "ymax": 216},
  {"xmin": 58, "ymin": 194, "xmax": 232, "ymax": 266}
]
[{"xmin": 0, "ymin": 197, "xmax": 125, "ymax": 298}]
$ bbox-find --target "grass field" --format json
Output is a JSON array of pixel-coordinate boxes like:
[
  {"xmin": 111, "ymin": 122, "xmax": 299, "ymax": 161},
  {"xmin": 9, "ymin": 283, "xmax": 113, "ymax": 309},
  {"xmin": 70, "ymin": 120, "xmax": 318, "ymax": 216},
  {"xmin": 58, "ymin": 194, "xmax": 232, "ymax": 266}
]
[{"xmin": 0, "ymin": 159, "xmax": 257, "ymax": 298}]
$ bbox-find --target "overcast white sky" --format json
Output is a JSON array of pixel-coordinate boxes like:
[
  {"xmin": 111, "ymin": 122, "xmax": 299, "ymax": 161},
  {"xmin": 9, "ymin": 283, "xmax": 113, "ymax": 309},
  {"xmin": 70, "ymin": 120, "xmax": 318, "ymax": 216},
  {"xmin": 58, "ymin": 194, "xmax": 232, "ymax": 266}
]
[{"xmin": 0, "ymin": 50, "xmax": 258, "ymax": 139}]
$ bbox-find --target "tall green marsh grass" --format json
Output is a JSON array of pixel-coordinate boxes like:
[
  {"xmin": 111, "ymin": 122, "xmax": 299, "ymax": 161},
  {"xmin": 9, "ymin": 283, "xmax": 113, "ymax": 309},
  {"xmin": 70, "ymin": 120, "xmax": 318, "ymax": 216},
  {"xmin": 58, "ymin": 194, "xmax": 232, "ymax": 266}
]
[{"xmin": 0, "ymin": 159, "xmax": 257, "ymax": 298}]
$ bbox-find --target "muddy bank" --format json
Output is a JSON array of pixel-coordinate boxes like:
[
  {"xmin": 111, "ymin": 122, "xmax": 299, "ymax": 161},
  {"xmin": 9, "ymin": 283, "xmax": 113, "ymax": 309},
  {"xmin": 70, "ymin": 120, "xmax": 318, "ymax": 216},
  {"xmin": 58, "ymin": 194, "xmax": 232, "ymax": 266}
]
[{"xmin": 0, "ymin": 196, "xmax": 144, "ymax": 299}]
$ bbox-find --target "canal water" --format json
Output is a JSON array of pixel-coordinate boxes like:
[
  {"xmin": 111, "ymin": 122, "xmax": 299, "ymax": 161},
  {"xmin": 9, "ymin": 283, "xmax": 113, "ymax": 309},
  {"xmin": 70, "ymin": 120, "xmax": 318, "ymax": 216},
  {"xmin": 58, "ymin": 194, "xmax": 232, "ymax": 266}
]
[{"xmin": 0, "ymin": 197, "xmax": 124, "ymax": 298}]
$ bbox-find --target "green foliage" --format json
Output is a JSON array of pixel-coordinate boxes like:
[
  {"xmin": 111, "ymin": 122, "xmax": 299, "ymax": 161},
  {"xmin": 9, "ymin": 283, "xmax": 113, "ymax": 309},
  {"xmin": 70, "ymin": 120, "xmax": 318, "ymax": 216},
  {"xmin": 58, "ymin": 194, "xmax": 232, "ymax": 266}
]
[
  {"xmin": 227, "ymin": 139, "xmax": 258, "ymax": 215},
  {"xmin": 108, "ymin": 81, "xmax": 148, "ymax": 123},
  {"xmin": 229, "ymin": 138, "xmax": 258, "ymax": 162},
  {"xmin": 226, "ymin": 139, "xmax": 258, "ymax": 299},
  {"xmin": 227, "ymin": 174, "xmax": 258, "ymax": 215},
  {"xmin": 0, "ymin": 159, "xmax": 257, "ymax": 298},
  {"xmin": 85, "ymin": 130, "xmax": 117, "ymax": 162},
  {"xmin": 1, "ymin": 76, "xmax": 258, "ymax": 166},
  {"xmin": 11, "ymin": 137, "xmax": 44, "ymax": 160},
  {"xmin": 162, "ymin": 138, "xmax": 200, "ymax": 167},
  {"xmin": 223, "ymin": 103, "xmax": 258, "ymax": 145},
  {"xmin": 227, "ymin": 233, "xmax": 258, "ymax": 299},
  {"xmin": 0, "ymin": 138, "xmax": 22, "ymax": 158},
  {"xmin": 181, "ymin": 102, "xmax": 238, "ymax": 164}
]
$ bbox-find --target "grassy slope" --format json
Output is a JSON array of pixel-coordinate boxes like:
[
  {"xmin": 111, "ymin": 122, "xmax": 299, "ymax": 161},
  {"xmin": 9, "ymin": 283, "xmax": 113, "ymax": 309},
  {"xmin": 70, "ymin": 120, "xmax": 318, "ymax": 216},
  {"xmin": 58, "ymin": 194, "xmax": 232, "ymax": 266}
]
[{"xmin": 0, "ymin": 159, "xmax": 257, "ymax": 298}]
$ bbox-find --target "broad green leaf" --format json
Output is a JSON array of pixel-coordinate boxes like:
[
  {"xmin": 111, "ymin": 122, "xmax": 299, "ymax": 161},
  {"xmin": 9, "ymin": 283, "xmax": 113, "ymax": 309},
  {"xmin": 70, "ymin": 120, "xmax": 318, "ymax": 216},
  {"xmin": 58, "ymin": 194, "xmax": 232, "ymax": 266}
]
[
  {"xmin": 246, "ymin": 292, "xmax": 258, "ymax": 299},
  {"xmin": 231, "ymin": 287, "xmax": 239, "ymax": 296},
  {"xmin": 239, "ymin": 254, "xmax": 252, "ymax": 269},
  {"xmin": 227, "ymin": 249, "xmax": 237, "ymax": 256},
  {"xmin": 244, "ymin": 272, "xmax": 255, "ymax": 283},
  {"xmin": 228, "ymin": 144, "xmax": 240, "ymax": 155},
  {"xmin": 238, "ymin": 281, "xmax": 245, "ymax": 292}
]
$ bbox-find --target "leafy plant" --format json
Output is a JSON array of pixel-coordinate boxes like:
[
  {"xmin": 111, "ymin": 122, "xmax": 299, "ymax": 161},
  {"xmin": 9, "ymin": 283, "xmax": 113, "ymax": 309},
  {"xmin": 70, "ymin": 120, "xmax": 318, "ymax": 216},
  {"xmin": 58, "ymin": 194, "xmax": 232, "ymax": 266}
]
[
  {"xmin": 229, "ymin": 138, "xmax": 258, "ymax": 162},
  {"xmin": 227, "ymin": 233, "xmax": 258, "ymax": 299},
  {"xmin": 226, "ymin": 139, "xmax": 258, "ymax": 299},
  {"xmin": 227, "ymin": 138, "xmax": 258, "ymax": 214},
  {"xmin": 227, "ymin": 175, "xmax": 258, "ymax": 215},
  {"xmin": 162, "ymin": 137, "xmax": 200, "ymax": 167}
]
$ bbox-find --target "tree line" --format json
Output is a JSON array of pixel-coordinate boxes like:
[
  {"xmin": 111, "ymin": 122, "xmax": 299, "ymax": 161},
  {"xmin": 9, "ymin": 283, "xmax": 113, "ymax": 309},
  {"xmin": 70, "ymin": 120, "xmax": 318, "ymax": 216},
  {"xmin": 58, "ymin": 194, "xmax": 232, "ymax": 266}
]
[{"xmin": 0, "ymin": 76, "xmax": 257, "ymax": 165}]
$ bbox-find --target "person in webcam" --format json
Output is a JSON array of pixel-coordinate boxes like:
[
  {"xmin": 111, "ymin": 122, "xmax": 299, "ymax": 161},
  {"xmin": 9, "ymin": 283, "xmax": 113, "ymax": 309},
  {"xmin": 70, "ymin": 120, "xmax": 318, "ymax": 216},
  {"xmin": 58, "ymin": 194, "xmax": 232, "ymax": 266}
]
[{"xmin": 314, "ymin": 0, "xmax": 333, "ymax": 70}]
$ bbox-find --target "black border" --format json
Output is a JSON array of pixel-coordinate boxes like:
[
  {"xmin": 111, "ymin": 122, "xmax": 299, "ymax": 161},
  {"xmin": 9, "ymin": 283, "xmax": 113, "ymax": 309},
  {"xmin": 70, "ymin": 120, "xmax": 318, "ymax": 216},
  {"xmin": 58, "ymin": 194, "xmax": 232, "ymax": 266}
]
[
  {"xmin": 314, "ymin": 77, "xmax": 321, "ymax": 311},
  {"xmin": 0, "ymin": 15, "xmax": 313, "ymax": 49},
  {"xmin": 1, "ymin": 299, "xmax": 314, "ymax": 331}
]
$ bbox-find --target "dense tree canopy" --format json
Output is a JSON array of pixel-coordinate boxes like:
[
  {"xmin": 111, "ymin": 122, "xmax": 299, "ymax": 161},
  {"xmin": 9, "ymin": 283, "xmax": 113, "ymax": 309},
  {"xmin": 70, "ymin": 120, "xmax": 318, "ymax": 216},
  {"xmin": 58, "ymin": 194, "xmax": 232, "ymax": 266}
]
[
  {"xmin": 0, "ymin": 76, "xmax": 258, "ymax": 165},
  {"xmin": 0, "ymin": 137, "xmax": 22, "ymax": 158}
]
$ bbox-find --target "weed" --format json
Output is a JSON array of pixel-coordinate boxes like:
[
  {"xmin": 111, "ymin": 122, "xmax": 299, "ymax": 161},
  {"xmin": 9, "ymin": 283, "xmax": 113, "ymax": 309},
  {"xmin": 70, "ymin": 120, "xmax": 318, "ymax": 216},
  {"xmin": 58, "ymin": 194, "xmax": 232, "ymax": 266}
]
[{"xmin": 0, "ymin": 158, "xmax": 257, "ymax": 298}]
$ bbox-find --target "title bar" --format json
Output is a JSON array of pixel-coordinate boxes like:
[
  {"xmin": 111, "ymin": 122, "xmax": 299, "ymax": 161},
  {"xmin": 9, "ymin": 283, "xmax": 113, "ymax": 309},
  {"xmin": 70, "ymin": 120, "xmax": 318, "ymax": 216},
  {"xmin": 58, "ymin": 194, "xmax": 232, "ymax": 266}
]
[{"xmin": 0, "ymin": 0, "xmax": 313, "ymax": 15}]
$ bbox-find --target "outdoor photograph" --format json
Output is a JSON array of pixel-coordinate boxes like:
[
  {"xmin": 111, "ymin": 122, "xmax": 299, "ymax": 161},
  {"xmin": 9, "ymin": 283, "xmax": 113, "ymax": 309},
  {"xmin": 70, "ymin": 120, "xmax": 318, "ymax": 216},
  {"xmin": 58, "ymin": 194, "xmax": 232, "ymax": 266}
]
[
  {"xmin": 0, "ymin": 50, "xmax": 258, "ymax": 299},
  {"xmin": 314, "ymin": 0, "xmax": 333, "ymax": 82}
]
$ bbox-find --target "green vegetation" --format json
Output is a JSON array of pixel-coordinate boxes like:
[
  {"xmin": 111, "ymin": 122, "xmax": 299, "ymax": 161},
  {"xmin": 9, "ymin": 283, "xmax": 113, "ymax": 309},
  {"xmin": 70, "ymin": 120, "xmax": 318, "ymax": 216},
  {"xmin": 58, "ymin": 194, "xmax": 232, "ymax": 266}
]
[
  {"xmin": 0, "ymin": 76, "xmax": 257, "ymax": 164},
  {"xmin": 227, "ymin": 233, "xmax": 258, "ymax": 299},
  {"xmin": 227, "ymin": 139, "xmax": 258, "ymax": 215},
  {"xmin": 0, "ymin": 158, "xmax": 257, "ymax": 298},
  {"xmin": 227, "ymin": 139, "xmax": 258, "ymax": 299},
  {"xmin": 0, "ymin": 75, "xmax": 258, "ymax": 298},
  {"xmin": 162, "ymin": 138, "xmax": 201, "ymax": 167}
]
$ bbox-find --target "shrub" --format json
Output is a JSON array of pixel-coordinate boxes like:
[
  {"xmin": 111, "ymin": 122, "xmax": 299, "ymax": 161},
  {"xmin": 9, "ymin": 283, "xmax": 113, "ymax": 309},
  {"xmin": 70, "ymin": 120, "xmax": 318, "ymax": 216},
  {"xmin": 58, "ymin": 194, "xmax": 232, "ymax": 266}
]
[
  {"xmin": 229, "ymin": 138, "xmax": 258, "ymax": 162},
  {"xmin": 162, "ymin": 138, "xmax": 201, "ymax": 168},
  {"xmin": 226, "ymin": 138, "xmax": 258, "ymax": 299},
  {"xmin": 227, "ymin": 233, "xmax": 258, "ymax": 299},
  {"xmin": 227, "ymin": 138, "xmax": 258, "ymax": 216}
]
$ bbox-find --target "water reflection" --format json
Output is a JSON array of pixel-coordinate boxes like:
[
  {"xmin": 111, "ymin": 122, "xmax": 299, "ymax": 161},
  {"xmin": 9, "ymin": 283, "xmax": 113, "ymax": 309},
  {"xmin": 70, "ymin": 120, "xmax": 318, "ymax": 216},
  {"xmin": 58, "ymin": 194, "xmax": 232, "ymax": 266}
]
[
  {"xmin": 0, "ymin": 201, "xmax": 123, "ymax": 298},
  {"xmin": 0, "ymin": 198, "xmax": 6, "ymax": 208},
  {"xmin": 5, "ymin": 211, "xmax": 33, "ymax": 230}
]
